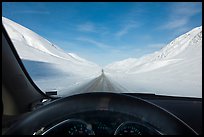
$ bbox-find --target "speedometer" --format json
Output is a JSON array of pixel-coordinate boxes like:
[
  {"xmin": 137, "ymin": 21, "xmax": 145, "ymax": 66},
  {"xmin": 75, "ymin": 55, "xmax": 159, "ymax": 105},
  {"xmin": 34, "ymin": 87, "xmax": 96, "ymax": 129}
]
[
  {"xmin": 114, "ymin": 122, "xmax": 159, "ymax": 135},
  {"xmin": 42, "ymin": 119, "xmax": 95, "ymax": 135},
  {"xmin": 66, "ymin": 120, "xmax": 94, "ymax": 135}
]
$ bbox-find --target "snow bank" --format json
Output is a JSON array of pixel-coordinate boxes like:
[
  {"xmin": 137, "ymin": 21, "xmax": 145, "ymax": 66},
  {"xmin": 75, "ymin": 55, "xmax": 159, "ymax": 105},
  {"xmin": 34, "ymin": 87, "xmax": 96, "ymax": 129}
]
[
  {"xmin": 2, "ymin": 17, "xmax": 101, "ymax": 96},
  {"xmin": 105, "ymin": 26, "xmax": 202, "ymax": 98}
]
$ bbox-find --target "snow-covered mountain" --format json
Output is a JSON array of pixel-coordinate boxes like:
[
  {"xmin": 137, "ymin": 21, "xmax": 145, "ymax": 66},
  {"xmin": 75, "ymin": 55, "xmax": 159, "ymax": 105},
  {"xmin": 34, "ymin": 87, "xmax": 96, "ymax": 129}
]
[
  {"xmin": 105, "ymin": 26, "xmax": 202, "ymax": 98},
  {"xmin": 2, "ymin": 17, "xmax": 101, "ymax": 96},
  {"xmin": 2, "ymin": 16, "xmax": 202, "ymax": 98},
  {"xmin": 105, "ymin": 26, "xmax": 202, "ymax": 74},
  {"xmin": 2, "ymin": 17, "xmax": 101, "ymax": 76}
]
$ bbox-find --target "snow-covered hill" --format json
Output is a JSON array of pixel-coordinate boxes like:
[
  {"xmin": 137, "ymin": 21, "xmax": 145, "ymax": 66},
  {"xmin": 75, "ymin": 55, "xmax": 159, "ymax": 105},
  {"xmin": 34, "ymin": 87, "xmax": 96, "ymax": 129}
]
[
  {"xmin": 2, "ymin": 17, "xmax": 101, "ymax": 96},
  {"xmin": 2, "ymin": 16, "xmax": 202, "ymax": 98},
  {"xmin": 105, "ymin": 26, "xmax": 202, "ymax": 74},
  {"xmin": 105, "ymin": 26, "xmax": 202, "ymax": 98}
]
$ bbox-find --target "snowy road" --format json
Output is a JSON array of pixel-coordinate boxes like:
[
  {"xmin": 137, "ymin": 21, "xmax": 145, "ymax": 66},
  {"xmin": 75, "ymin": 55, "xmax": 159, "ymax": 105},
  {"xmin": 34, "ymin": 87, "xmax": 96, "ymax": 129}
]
[
  {"xmin": 81, "ymin": 73, "xmax": 118, "ymax": 92},
  {"xmin": 59, "ymin": 72, "xmax": 128, "ymax": 97}
]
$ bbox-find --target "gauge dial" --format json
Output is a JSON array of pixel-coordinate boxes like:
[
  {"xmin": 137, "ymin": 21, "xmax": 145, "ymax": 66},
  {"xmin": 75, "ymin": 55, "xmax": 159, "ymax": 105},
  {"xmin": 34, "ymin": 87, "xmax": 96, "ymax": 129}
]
[
  {"xmin": 42, "ymin": 119, "xmax": 94, "ymax": 135},
  {"xmin": 114, "ymin": 122, "xmax": 142, "ymax": 135},
  {"xmin": 66, "ymin": 120, "xmax": 94, "ymax": 135},
  {"xmin": 114, "ymin": 122, "xmax": 156, "ymax": 135}
]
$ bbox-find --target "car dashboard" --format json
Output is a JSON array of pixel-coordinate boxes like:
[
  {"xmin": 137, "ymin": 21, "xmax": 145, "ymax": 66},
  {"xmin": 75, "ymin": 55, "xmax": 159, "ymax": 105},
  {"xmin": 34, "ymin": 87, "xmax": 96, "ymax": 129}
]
[
  {"xmin": 2, "ymin": 92, "xmax": 202, "ymax": 135},
  {"xmin": 36, "ymin": 110, "xmax": 161, "ymax": 135},
  {"xmin": 32, "ymin": 93, "xmax": 202, "ymax": 135}
]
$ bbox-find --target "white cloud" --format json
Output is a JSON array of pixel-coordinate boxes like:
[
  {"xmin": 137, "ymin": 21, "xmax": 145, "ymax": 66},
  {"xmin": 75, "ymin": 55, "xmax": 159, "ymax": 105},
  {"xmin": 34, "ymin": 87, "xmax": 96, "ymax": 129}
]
[
  {"xmin": 76, "ymin": 37, "xmax": 110, "ymax": 49},
  {"xmin": 15, "ymin": 10, "xmax": 50, "ymax": 15},
  {"xmin": 172, "ymin": 2, "xmax": 201, "ymax": 16},
  {"xmin": 76, "ymin": 22, "xmax": 110, "ymax": 36},
  {"xmin": 116, "ymin": 21, "xmax": 139, "ymax": 37},
  {"xmin": 160, "ymin": 2, "xmax": 201, "ymax": 30},
  {"xmin": 116, "ymin": 24, "xmax": 133, "ymax": 37},
  {"xmin": 161, "ymin": 18, "xmax": 188, "ymax": 30},
  {"xmin": 77, "ymin": 22, "xmax": 96, "ymax": 32},
  {"xmin": 115, "ymin": 5, "xmax": 144, "ymax": 38}
]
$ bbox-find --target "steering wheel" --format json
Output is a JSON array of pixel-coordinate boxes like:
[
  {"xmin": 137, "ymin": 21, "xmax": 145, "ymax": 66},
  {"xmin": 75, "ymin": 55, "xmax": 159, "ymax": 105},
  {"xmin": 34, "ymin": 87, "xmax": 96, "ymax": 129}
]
[{"xmin": 4, "ymin": 92, "xmax": 197, "ymax": 135}]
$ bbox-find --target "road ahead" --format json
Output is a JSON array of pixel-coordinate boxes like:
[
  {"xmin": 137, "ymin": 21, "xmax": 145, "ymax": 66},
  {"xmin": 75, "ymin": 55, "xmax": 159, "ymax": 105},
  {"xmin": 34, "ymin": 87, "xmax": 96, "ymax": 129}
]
[
  {"xmin": 81, "ymin": 73, "xmax": 118, "ymax": 93},
  {"xmin": 66, "ymin": 72, "xmax": 127, "ymax": 96}
]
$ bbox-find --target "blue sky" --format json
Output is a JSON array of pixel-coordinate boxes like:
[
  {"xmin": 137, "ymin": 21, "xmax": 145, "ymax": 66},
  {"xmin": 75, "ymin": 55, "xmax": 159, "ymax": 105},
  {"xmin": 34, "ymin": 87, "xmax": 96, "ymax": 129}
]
[{"xmin": 2, "ymin": 2, "xmax": 202, "ymax": 67}]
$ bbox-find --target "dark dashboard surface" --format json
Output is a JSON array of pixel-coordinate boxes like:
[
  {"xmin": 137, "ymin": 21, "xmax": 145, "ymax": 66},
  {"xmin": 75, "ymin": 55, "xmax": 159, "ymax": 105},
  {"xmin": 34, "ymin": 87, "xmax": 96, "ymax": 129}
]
[
  {"xmin": 36, "ymin": 93, "xmax": 202, "ymax": 135},
  {"xmin": 2, "ymin": 93, "xmax": 202, "ymax": 135},
  {"xmin": 123, "ymin": 93, "xmax": 202, "ymax": 134},
  {"xmin": 41, "ymin": 111, "xmax": 160, "ymax": 135}
]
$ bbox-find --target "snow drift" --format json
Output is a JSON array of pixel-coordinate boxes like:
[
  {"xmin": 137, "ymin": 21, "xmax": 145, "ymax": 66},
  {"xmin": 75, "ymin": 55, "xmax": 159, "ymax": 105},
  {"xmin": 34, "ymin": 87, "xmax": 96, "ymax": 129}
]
[
  {"xmin": 105, "ymin": 26, "xmax": 202, "ymax": 98},
  {"xmin": 2, "ymin": 17, "xmax": 101, "ymax": 96}
]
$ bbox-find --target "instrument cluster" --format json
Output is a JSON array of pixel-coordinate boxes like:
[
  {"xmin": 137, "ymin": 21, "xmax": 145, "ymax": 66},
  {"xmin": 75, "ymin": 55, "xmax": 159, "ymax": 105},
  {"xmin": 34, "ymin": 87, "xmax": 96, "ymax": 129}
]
[{"xmin": 40, "ymin": 111, "xmax": 161, "ymax": 135}]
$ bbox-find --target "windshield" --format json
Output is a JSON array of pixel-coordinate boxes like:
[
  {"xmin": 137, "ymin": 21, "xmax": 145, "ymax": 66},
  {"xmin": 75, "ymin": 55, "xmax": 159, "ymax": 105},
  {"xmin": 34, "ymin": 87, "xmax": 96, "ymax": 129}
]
[{"xmin": 2, "ymin": 2, "xmax": 202, "ymax": 98}]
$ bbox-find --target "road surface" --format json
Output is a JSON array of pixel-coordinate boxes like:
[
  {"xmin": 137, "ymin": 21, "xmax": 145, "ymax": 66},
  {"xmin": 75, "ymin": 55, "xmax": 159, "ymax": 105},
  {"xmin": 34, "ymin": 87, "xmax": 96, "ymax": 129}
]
[
  {"xmin": 81, "ymin": 73, "xmax": 119, "ymax": 93},
  {"xmin": 64, "ymin": 72, "xmax": 128, "ymax": 96}
]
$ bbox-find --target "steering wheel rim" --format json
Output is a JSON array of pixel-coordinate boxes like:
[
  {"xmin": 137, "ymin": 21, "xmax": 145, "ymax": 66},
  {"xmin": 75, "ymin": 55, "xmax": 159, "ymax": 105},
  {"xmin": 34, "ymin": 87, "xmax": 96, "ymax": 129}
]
[{"xmin": 4, "ymin": 92, "xmax": 198, "ymax": 135}]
